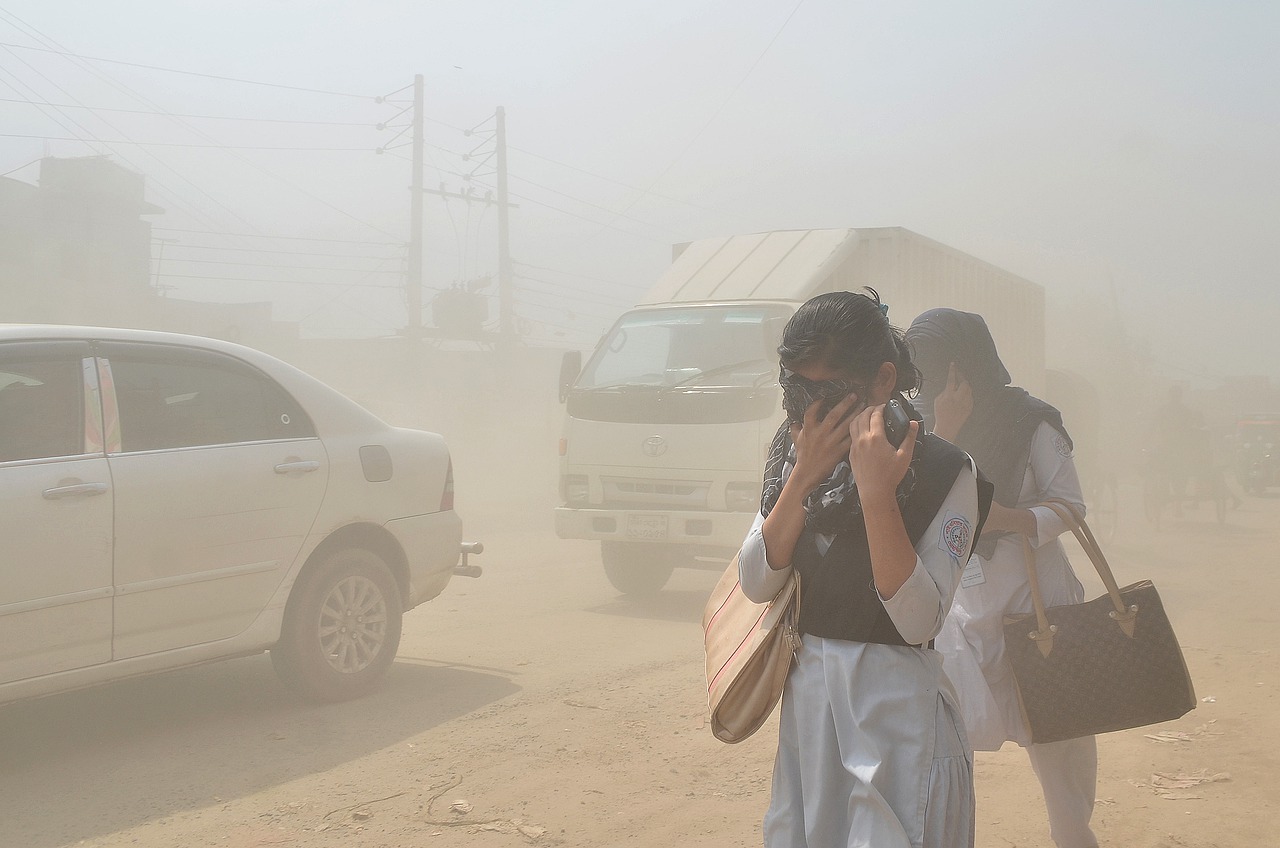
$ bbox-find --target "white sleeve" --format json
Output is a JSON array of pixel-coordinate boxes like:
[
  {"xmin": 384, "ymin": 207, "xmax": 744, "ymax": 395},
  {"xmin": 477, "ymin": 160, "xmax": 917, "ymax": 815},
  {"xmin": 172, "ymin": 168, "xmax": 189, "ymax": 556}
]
[
  {"xmin": 738, "ymin": 511, "xmax": 794, "ymax": 603},
  {"xmin": 1025, "ymin": 420, "xmax": 1087, "ymax": 548},
  {"xmin": 878, "ymin": 459, "xmax": 981, "ymax": 645}
]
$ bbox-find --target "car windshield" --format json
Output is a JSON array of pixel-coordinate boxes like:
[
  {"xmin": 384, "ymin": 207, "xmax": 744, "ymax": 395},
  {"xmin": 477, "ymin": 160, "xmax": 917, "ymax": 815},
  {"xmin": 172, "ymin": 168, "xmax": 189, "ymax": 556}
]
[{"xmin": 576, "ymin": 304, "xmax": 790, "ymax": 390}]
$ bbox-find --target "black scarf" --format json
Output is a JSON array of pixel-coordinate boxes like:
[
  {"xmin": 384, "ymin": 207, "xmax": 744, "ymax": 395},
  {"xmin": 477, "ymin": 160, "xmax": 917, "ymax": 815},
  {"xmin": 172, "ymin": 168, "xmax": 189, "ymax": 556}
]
[
  {"xmin": 758, "ymin": 410, "xmax": 990, "ymax": 645},
  {"xmin": 906, "ymin": 309, "xmax": 1070, "ymax": 555},
  {"xmin": 760, "ymin": 392, "xmax": 925, "ymax": 533}
]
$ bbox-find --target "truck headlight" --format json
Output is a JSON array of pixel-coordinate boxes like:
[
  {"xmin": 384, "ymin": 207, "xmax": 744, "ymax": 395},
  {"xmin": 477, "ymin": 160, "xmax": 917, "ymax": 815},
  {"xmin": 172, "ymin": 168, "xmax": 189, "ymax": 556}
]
[
  {"xmin": 562, "ymin": 474, "xmax": 589, "ymax": 504},
  {"xmin": 725, "ymin": 481, "xmax": 760, "ymax": 512}
]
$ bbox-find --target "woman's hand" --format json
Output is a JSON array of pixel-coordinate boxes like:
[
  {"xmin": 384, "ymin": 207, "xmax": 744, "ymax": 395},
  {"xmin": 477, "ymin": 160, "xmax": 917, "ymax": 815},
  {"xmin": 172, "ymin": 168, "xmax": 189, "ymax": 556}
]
[
  {"xmin": 789, "ymin": 393, "xmax": 861, "ymax": 491},
  {"xmin": 932, "ymin": 362, "xmax": 973, "ymax": 441},
  {"xmin": 848, "ymin": 404, "xmax": 919, "ymax": 507},
  {"xmin": 760, "ymin": 393, "xmax": 861, "ymax": 572}
]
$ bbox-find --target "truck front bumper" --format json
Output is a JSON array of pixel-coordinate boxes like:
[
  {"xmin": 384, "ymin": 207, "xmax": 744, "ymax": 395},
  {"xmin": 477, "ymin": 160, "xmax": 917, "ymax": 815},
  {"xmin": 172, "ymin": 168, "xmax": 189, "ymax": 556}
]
[{"xmin": 554, "ymin": 506, "xmax": 754, "ymax": 552}]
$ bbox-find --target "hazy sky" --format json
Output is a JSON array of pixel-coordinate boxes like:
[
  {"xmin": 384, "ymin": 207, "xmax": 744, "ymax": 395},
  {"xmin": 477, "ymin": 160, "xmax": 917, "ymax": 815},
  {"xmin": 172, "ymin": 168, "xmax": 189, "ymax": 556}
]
[{"xmin": 1, "ymin": 1, "xmax": 1277, "ymax": 384}]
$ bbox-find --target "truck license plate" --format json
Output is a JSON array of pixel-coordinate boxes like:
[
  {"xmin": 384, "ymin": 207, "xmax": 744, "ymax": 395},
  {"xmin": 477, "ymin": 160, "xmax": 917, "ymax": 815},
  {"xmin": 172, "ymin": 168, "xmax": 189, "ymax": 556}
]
[{"xmin": 626, "ymin": 514, "xmax": 668, "ymax": 540}]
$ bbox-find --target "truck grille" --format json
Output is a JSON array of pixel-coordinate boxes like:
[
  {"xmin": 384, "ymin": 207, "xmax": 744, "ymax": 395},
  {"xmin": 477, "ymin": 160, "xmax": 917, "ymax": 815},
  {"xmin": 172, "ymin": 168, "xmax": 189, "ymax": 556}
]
[{"xmin": 601, "ymin": 477, "xmax": 710, "ymax": 510}]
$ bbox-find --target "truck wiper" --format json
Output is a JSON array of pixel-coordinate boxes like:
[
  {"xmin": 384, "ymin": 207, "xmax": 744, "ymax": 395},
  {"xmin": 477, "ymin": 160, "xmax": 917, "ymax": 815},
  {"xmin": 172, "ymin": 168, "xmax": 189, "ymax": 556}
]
[{"xmin": 669, "ymin": 358, "xmax": 774, "ymax": 387}]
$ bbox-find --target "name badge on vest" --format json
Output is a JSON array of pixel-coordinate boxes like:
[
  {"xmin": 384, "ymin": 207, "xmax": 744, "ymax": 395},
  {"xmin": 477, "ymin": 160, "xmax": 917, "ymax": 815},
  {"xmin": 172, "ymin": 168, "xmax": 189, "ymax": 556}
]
[{"xmin": 960, "ymin": 558, "xmax": 986, "ymax": 587}]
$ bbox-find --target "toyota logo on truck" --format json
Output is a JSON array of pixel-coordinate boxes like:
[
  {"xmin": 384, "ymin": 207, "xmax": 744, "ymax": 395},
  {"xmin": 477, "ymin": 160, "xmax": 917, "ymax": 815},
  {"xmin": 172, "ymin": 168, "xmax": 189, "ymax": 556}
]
[{"xmin": 641, "ymin": 436, "xmax": 667, "ymax": 457}]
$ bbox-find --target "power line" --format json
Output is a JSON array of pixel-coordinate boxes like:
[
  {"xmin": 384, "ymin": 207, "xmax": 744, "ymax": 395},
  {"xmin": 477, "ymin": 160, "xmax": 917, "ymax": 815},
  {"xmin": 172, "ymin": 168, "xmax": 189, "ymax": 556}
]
[
  {"xmin": 427, "ymin": 146, "xmax": 676, "ymax": 243},
  {"xmin": 512, "ymin": 272, "xmax": 633, "ymax": 307},
  {"xmin": 513, "ymin": 259, "xmax": 644, "ymax": 292},
  {"xmin": 0, "ymin": 132, "xmax": 373, "ymax": 151},
  {"xmin": 508, "ymin": 171, "xmax": 682, "ymax": 236},
  {"xmin": 152, "ymin": 226, "xmax": 403, "ymax": 246},
  {"xmin": 0, "ymin": 39, "xmax": 374, "ymax": 99},
  {"xmin": 158, "ymin": 242, "xmax": 402, "ymax": 260},
  {"xmin": 0, "ymin": 71, "xmax": 104, "ymax": 154},
  {"xmin": 0, "ymin": 51, "xmax": 246, "ymax": 232},
  {"xmin": 504, "ymin": 188, "xmax": 667, "ymax": 244},
  {"xmin": 0, "ymin": 155, "xmax": 40, "ymax": 177},
  {"xmin": 299, "ymin": 259, "xmax": 402, "ymax": 324},
  {"xmin": 162, "ymin": 257, "xmax": 401, "ymax": 273},
  {"xmin": 507, "ymin": 144, "xmax": 750, "ymax": 224},
  {"xmin": 156, "ymin": 272, "xmax": 402, "ymax": 288},
  {"xmin": 0, "ymin": 12, "xmax": 402, "ymax": 241},
  {"xmin": 0, "ymin": 96, "xmax": 381, "ymax": 126}
]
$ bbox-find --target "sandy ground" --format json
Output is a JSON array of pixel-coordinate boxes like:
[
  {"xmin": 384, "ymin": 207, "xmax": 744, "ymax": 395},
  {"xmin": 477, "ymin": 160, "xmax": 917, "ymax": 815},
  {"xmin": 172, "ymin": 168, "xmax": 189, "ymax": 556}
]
[{"xmin": 1, "ymin": 480, "xmax": 1276, "ymax": 848}]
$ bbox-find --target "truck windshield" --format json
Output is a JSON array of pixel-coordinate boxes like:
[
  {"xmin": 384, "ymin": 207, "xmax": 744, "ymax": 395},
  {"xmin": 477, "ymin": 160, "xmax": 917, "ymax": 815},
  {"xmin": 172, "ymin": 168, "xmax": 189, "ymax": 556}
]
[{"xmin": 577, "ymin": 304, "xmax": 790, "ymax": 390}]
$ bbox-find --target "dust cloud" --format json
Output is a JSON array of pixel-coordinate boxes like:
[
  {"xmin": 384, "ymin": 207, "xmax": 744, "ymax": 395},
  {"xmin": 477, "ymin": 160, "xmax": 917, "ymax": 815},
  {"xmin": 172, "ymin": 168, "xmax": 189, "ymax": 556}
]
[{"xmin": 1, "ymin": 2, "xmax": 1278, "ymax": 847}]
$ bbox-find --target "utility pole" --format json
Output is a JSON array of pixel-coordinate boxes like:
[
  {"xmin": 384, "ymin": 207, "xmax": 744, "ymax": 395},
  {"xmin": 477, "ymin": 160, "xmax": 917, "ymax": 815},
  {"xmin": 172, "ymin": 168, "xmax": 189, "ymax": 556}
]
[
  {"xmin": 153, "ymin": 237, "xmax": 178, "ymax": 296},
  {"xmin": 407, "ymin": 73, "xmax": 425, "ymax": 333},
  {"xmin": 495, "ymin": 105, "xmax": 514, "ymax": 346}
]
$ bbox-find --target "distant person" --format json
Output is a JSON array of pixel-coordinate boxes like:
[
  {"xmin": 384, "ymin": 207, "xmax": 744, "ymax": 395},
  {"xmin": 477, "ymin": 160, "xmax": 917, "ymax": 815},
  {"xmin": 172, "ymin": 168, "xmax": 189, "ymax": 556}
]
[
  {"xmin": 1153, "ymin": 385, "xmax": 1208, "ymax": 510},
  {"xmin": 738, "ymin": 291, "xmax": 991, "ymax": 847},
  {"xmin": 906, "ymin": 308, "xmax": 1098, "ymax": 848}
]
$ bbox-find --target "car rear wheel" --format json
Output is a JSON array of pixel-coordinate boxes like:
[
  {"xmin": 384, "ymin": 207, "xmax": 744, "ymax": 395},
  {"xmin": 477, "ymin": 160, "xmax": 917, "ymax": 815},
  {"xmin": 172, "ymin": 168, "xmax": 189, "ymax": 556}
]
[
  {"xmin": 601, "ymin": 541, "xmax": 676, "ymax": 596},
  {"xmin": 272, "ymin": 547, "xmax": 403, "ymax": 701}
]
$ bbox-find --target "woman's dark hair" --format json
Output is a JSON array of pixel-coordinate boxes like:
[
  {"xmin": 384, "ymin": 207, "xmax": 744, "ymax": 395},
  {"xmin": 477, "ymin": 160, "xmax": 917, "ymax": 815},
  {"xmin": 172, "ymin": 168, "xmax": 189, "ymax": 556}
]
[{"xmin": 777, "ymin": 288, "xmax": 920, "ymax": 394}]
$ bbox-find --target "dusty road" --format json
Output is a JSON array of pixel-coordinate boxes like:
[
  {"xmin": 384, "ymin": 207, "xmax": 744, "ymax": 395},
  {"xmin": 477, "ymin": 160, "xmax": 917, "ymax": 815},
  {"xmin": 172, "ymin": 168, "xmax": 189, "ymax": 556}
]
[{"xmin": 1, "ymin": 485, "xmax": 1276, "ymax": 848}]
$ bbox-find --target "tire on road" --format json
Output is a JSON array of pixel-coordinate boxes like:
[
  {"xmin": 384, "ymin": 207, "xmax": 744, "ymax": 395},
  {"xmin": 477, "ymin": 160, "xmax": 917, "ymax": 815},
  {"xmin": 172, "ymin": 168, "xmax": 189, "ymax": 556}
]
[
  {"xmin": 272, "ymin": 547, "xmax": 403, "ymax": 702},
  {"xmin": 601, "ymin": 541, "xmax": 677, "ymax": 596}
]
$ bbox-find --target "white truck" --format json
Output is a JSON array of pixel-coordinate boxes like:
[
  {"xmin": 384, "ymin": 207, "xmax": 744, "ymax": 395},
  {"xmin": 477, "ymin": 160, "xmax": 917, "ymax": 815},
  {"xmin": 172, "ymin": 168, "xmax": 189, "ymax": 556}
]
[{"xmin": 555, "ymin": 227, "xmax": 1044, "ymax": 594}]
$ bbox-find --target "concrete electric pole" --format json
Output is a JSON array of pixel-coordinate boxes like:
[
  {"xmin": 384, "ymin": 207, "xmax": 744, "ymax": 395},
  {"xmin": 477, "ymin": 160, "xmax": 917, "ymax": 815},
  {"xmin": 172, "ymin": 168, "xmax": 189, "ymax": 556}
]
[
  {"xmin": 407, "ymin": 73, "xmax": 425, "ymax": 334},
  {"xmin": 495, "ymin": 105, "xmax": 514, "ymax": 347}
]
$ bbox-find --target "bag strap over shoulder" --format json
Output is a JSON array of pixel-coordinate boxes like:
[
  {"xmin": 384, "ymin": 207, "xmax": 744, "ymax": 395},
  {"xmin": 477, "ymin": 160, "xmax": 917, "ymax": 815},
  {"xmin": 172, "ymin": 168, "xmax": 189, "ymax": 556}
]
[{"xmin": 1018, "ymin": 499, "xmax": 1139, "ymax": 658}]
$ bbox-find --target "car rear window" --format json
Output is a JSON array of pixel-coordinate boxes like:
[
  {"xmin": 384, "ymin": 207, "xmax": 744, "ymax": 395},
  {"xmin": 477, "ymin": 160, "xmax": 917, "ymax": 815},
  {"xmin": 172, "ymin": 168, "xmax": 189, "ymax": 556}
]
[{"xmin": 0, "ymin": 357, "xmax": 83, "ymax": 462}]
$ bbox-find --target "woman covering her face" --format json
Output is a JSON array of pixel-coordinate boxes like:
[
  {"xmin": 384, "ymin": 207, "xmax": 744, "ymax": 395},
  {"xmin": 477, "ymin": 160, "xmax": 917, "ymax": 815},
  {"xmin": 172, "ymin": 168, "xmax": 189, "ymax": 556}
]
[
  {"xmin": 906, "ymin": 308, "xmax": 1100, "ymax": 848},
  {"xmin": 738, "ymin": 290, "xmax": 992, "ymax": 848}
]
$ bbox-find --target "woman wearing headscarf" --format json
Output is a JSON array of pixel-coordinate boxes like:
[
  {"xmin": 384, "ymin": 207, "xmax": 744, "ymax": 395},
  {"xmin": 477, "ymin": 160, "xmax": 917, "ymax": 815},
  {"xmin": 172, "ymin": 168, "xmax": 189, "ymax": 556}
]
[
  {"xmin": 906, "ymin": 308, "xmax": 1099, "ymax": 848},
  {"xmin": 738, "ymin": 291, "xmax": 992, "ymax": 848}
]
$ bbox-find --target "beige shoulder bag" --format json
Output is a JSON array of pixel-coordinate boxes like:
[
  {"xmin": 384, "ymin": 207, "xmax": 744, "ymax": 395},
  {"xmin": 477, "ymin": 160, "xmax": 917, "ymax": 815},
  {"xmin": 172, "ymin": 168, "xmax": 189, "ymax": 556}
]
[{"xmin": 703, "ymin": 555, "xmax": 801, "ymax": 744}]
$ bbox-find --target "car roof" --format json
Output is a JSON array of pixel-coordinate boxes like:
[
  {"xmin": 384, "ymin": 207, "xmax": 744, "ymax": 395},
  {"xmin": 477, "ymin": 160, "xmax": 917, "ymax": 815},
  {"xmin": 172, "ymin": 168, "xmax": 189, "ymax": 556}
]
[
  {"xmin": 1, "ymin": 324, "xmax": 259, "ymax": 356},
  {"xmin": 0, "ymin": 324, "xmax": 387, "ymax": 431}
]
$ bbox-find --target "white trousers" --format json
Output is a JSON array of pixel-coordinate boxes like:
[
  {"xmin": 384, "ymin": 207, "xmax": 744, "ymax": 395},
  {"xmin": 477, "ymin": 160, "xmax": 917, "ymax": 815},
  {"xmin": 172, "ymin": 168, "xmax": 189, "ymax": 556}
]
[
  {"xmin": 937, "ymin": 537, "xmax": 1098, "ymax": 848},
  {"xmin": 1027, "ymin": 736, "xmax": 1099, "ymax": 848}
]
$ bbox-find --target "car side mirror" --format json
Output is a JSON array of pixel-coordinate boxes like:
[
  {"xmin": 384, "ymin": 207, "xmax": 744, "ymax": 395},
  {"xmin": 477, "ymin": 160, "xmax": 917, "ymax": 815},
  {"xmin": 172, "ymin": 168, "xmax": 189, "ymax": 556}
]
[{"xmin": 559, "ymin": 350, "xmax": 582, "ymax": 403}]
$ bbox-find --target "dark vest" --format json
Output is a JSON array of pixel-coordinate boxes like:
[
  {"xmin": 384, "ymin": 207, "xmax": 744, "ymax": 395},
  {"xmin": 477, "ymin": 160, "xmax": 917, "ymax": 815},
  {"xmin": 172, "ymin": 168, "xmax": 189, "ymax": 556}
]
[{"xmin": 792, "ymin": 434, "xmax": 983, "ymax": 646}]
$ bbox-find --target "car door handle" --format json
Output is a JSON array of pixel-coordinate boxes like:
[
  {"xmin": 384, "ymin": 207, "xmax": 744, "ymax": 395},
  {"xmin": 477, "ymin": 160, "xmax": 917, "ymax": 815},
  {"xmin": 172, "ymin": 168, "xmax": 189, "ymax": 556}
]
[
  {"xmin": 274, "ymin": 460, "xmax": 321, "ymax": 474},
  {"xmin": 43, "ymin": 482, "xmax": 110, "ymax": 500}
]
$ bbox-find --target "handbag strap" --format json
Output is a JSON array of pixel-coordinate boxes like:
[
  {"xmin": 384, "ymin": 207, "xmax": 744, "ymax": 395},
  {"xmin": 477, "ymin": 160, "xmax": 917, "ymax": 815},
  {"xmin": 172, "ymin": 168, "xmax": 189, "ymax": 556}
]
[
  {"xmin": 1035, "ymin": 499, "xmax": 1139, "ymax": 637},
  {"xmin": 1019, "ymin": 537, "xmax": 1057, "ymax": 657},
  {"xmin": 783, "ymin": 573, "xmax": 802, "ymax": 653}
]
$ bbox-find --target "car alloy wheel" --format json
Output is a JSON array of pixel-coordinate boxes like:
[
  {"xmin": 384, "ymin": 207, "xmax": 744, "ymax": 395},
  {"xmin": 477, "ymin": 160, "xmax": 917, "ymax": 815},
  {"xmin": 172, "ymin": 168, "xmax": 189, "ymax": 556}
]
[{"xmin": 318, "ymin": 574, "xmax": 390, "ymax": 675}]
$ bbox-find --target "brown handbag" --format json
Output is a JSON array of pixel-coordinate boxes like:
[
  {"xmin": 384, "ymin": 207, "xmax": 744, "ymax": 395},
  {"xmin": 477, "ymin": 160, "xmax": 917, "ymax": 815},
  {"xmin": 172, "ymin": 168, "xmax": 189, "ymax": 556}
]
[
  {"xmin": 1003, "ymin": 499, "xmax": 1197, "ymax": 744},
  {"xmin": 703, "ymin": 555, "xmax": 800, "ymax": 744}
]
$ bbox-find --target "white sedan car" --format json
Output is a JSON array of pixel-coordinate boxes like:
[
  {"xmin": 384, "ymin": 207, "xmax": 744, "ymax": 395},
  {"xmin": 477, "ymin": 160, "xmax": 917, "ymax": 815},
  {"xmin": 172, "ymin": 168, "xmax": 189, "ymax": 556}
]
[{"xmin": 0, "ymin": 325, "xmax": 480, "ymax": 705}]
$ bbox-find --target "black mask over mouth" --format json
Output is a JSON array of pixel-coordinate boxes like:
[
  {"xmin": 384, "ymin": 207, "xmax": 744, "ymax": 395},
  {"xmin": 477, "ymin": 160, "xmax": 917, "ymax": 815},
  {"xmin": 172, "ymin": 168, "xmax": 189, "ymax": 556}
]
[{"xmin": 779, "ymin": 366, "xmax": 866, "ymax": 425}]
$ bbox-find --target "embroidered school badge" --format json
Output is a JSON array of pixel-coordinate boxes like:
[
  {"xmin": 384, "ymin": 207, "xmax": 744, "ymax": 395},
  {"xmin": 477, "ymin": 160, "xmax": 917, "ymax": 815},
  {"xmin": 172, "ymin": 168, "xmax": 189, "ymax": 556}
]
[
  {"xmin": 942, "ymin": 514, "xmax": 972, "ymax": 558},
  {"xmin": 1053, "ymin": 433, "xmax": 1073, "ymax": 458}
]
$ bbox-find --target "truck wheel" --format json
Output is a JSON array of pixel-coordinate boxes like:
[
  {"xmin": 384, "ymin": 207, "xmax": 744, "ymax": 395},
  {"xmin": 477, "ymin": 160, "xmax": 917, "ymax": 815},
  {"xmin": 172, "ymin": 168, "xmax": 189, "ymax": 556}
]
[
  {"xmin": 271, "ymin": 547, "xmax": 403, "ymax": 702},
  {"xmin": 601, "ymin": 541, "xmax": 675, "ymax": 596}
]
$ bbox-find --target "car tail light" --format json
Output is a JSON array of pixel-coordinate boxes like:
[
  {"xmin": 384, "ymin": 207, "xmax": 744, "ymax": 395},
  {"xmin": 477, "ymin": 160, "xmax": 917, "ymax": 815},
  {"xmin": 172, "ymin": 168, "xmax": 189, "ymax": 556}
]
[{"xmin": 440, "ymin": 459, "xmax": 455, "ymax": 512}]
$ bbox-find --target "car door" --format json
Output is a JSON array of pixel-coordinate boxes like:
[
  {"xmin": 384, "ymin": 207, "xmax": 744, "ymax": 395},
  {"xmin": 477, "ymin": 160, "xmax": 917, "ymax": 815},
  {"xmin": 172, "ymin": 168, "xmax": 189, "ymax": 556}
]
[
  {"xmin": 99, "ymin": 342, "xmax": 329, "ymax": 659},
  {"xmin": 0, "ymin": 340, "xmax": 114, "ymax": 685}
]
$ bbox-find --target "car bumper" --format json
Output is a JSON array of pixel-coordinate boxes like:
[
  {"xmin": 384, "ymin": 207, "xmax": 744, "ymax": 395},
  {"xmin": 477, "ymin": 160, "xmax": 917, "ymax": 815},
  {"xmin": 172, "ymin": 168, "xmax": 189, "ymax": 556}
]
[
  {"xmin": 554, "ymin": 506, "xmax": 753, "ymax": 551},
  {"xmin": 385, "ymin": 510, "xmax": 464, "ymax": 609}
]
